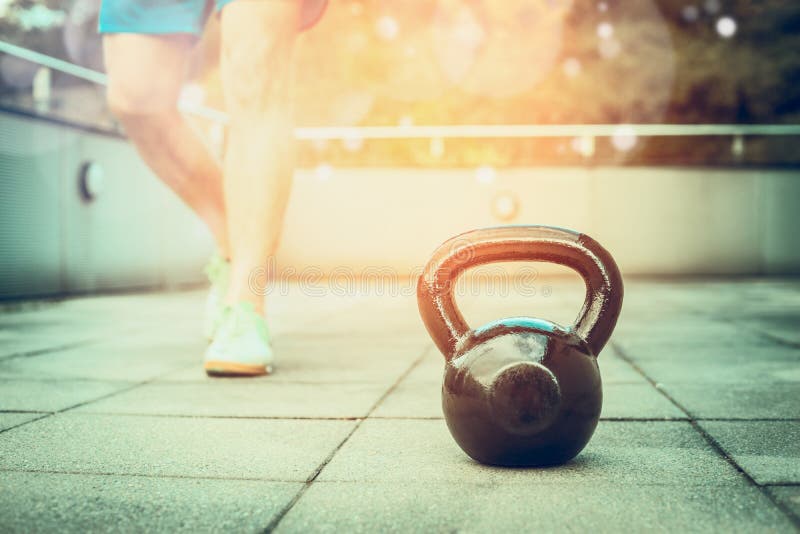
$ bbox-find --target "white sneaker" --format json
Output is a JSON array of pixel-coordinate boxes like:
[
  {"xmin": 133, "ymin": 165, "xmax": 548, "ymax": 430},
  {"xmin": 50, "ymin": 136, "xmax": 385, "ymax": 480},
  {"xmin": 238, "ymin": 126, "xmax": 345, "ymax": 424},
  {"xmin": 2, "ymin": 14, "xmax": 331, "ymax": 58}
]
[
  {"xmin": 204, "ymin": 302, "xmax": 274, "ymax": 376},
  {"xmin": 203, "ymin": 253, "xmax": 230, "ymax": 341}
]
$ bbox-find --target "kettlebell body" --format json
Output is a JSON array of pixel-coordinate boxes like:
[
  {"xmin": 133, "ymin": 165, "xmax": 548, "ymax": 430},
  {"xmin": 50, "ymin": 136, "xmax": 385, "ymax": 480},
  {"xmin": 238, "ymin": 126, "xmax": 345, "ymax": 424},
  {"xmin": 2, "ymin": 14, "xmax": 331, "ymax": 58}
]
[{"xmin": 418, "ymin": 226, "xmax": 623, "ymax": 467}]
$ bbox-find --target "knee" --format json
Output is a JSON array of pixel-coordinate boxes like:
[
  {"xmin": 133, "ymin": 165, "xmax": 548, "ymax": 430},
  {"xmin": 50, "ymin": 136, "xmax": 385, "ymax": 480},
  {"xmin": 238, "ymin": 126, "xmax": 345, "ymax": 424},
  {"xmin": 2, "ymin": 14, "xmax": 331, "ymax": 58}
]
[{"xmin": 106, "ymin": 76, "xmax": 179, "ymax": 126}]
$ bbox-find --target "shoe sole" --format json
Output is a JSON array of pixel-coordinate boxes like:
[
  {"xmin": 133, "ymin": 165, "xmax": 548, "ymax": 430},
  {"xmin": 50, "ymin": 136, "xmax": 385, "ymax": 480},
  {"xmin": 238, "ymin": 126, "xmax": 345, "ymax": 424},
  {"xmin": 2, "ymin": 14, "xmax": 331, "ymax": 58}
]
[{"xmin": 204, "ymin": 360, "xmax": 272, "ymax": 377}]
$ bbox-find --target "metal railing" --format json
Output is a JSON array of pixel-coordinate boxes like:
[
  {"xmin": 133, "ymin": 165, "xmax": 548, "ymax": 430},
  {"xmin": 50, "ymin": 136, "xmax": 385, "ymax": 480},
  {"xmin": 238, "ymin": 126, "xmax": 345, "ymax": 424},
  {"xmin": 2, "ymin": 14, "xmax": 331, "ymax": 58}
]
[{"xmin": 2, "ymin": 39, "xmax": 800, "ymax": 140}]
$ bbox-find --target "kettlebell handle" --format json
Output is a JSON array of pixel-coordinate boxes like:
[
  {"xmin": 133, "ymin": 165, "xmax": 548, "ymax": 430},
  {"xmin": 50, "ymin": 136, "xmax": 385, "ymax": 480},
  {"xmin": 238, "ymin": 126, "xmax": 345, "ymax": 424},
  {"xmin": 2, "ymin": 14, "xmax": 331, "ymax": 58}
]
[{"xmin": 418, "ymin": 226, "xmax": 624, "ymax": 359}]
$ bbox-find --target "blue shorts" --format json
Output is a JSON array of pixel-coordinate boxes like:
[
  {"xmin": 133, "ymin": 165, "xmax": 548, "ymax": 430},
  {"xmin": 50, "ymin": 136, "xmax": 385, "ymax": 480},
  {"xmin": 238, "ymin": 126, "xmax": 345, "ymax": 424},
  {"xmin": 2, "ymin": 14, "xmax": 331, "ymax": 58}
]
[{"xmin": 99, "ymin": 0, "xmax": 327, "ymax": 35}]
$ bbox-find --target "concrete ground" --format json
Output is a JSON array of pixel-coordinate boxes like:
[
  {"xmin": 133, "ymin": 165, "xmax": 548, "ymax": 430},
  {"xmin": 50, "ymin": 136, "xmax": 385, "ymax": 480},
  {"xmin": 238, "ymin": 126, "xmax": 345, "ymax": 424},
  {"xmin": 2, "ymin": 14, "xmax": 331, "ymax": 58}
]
[{"xmin": 0, "ymin": 278, "xmax": 798, "ymax": 532}]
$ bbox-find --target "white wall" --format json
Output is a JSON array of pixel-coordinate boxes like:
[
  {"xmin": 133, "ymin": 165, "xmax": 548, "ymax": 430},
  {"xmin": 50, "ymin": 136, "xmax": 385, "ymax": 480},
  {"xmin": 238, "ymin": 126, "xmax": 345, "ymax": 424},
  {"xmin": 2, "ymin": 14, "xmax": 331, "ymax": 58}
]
[{"xmin": 279, "ymin": 167, "xmax": 800, "ymax": 276}]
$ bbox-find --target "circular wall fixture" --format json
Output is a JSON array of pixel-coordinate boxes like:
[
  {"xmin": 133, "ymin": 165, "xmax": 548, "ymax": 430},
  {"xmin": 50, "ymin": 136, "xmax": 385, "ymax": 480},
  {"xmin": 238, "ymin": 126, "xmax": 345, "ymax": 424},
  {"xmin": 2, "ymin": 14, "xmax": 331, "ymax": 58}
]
[
  {"xmin": 78, "ymin": 161, "xmax": 105, "ymax": 202},
  {"xmin": 491, "ymin": 190, "xmax": 520, "ymax": 221}
]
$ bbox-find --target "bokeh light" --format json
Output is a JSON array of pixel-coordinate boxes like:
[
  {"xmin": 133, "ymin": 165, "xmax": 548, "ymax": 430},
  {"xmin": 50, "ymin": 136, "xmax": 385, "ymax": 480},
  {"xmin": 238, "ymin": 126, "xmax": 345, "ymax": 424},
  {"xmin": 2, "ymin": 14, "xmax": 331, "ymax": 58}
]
[
  {"xmin": 716, "ymin": 16, "xmax": 737, "ymax": 38},
  {"xmin": 475, "ymin": 165, "xmax": 496, "ymax": 184},
  {"xmin": 311, "ymin": 139, "xmax": 328, "ymax": 152},
  {"xmin": 562, "ymin": 57, "xmax": 581, "ymax": 78},
  {"xmin": 375, "ymin": 15, "xmax": 399, "ymax": 40},
  {"xmin": 491, "ymin": 191, "xmax": 519, "ymax": 221},
  {"xmin": 682, "ymin": 5, "xmax": 700, "ymax": 22},
  {"xmin": 349, "ymin": 1, "xmax": 363, "ymax": 17},
  {"xmin": 597, "ymin": 22, "xmax": 614, "ymax": 39},
  {"xmin": 731, "ymin": 135, "xmax": 745, "ymax": 158},
  {"xmin": 429, "ymin": 138, "xmax": 445, "ymax": 158},
  {"xmin": 571, "ymin": 136, "xmax": 595, "ymax": 157},
  {"xmin": 342, "ymin": 135, "xmax": 364, "ymax": 152},
  {"xmin": 208, "ymin": 123, "xmax": 225, "ymax": 152},
  {"xmin": 611, "ymin": 126, "xmax": 638, "ymax": 152},
  {"xmin": 180, "ymin": 83, "xmax": 206, "ymax": 108},
  {"xmin": 314, "ymin": 163, "xmax": 334, "ymax": 181},
  {"xmin": 398, "ymin": 115, "xmax": 414, "ymax": 128}
]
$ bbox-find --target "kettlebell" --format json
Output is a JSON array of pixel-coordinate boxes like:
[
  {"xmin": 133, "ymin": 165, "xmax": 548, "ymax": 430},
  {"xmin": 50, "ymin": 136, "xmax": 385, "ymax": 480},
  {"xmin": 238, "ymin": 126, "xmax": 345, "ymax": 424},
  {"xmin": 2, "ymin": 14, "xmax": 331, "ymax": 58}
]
[{"xmin": 417, "ymin": 226, "xmax": 623, "ymax": 466}]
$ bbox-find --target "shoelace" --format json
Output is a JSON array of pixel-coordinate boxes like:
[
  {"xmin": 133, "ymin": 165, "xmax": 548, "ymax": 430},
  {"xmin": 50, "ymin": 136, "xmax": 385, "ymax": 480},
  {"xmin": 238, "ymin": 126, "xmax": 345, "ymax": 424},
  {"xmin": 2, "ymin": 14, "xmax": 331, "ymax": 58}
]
[
  {"xmin": 221, "ymin": 304, "xmax": 269, "ymax": 343},
  {"xmin": 226, "ymin": 306, "xmax": 247, "ymax": 338},
  {"xmin": 204, "ymin": 254, "xmax": 227, "ymax": 283}
]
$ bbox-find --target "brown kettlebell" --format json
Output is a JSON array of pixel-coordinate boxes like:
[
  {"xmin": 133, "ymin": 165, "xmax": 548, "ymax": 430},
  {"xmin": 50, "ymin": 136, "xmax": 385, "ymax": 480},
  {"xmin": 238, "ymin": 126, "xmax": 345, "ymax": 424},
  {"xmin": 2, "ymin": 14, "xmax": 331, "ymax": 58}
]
[{"xmin": 417, "ymin": 226, "xmax": 623, "ymax": 466}]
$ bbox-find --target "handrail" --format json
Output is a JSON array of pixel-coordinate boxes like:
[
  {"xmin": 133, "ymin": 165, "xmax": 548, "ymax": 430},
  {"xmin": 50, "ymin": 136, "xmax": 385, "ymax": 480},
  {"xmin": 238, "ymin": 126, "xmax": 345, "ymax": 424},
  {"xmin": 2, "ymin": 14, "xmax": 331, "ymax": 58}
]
[
  {"xmin": 3, "ymin": 39, "xmax": 800, "ymax": 140},
  {"xmin": 294, "ymin": 124, "xmax": 800, "ymax": 139}
]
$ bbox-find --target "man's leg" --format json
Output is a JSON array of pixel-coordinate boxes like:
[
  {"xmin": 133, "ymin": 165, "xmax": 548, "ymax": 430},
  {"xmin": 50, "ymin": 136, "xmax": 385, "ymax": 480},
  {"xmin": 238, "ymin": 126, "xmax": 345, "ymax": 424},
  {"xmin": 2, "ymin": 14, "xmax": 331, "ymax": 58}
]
[
  {"xmin": 218, "ymin": 1, "xmax": 300, "ymax": 313},
  {"xmin": 104, "ymin": 34, "xmax": 230, "ymax": 257}
]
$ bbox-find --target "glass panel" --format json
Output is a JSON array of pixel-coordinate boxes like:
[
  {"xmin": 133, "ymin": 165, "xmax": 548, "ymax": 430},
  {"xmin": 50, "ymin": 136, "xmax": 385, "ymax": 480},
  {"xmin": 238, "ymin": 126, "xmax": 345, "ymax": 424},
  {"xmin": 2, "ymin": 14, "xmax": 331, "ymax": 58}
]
[{"xmin": 0, "ymin": 0, "xmax": 115, "ymax": 133}]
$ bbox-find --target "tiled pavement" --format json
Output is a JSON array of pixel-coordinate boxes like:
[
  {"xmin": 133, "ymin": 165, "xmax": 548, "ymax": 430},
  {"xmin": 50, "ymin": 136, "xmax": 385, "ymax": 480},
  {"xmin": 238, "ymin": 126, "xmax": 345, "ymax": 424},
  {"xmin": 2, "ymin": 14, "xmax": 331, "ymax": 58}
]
[{"xmin": 0, "ymin": 278, "xmax": 798, "ymax": 532}]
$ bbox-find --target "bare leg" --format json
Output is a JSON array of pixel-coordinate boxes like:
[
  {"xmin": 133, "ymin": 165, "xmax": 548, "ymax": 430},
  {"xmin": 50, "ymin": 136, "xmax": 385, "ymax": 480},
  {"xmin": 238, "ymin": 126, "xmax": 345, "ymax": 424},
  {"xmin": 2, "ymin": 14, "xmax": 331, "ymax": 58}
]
[
  {"xmin": 219, "ymin": 2, "xmax": 299, "ymax": 314},
  {"xmin": 104, "ymin": 34, "xmax": 229, "ymax": 257}
]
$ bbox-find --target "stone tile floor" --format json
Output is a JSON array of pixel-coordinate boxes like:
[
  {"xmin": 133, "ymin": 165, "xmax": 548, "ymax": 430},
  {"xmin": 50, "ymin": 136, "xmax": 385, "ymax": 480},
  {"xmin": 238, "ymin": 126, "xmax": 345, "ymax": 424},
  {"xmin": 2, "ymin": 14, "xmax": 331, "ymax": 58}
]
[{"xmin": 0, "ymin": 278, "xmax": 798, "ymax": 532}]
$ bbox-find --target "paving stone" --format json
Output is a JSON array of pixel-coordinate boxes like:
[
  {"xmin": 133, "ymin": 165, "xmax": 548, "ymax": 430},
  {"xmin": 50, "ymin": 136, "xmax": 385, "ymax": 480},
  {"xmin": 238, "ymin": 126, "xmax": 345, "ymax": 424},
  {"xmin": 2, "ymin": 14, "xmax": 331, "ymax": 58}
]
[
  {"xmin": 0, "ymin": 414, "xmax": 354, "ymax": 481},
  {"xmin": 598, "ymin": 351, "xmax": 646, "ymax": 383},
  {"xmin": 302, "ymin": 303, "xmax": 425, "ymax": 335},
  {"xmin": 0, "ymin": 471, "xmax": 301, "ymax": 533},
  {"xmin": 663, "ymin": 383, "xmax": 800, "ymax": 419},
  {"xmin": 699, "ymin": 421, "xmax": 800, "ymax": 485},
  {"xmin": 50, "ymin": 290, "xmax": 206, "ymax": 320},
  {"xmin": 276, "ymin": 294, "xmax": 424, "ymax": 339},
  {"xmin": 0, "ymin": 412, "xmax": 44, "ymax": 432},
  {"xmin": 76, "ymin": 381, "xmax": 389, "ymax": 418},
  {"xmin": 408, "ymin": 350, "xmax": 446, "ymax": 375},
  {"xmin": 371, "ymin": 380, "xmax": 442, "ymax": 418},
  {"xmin": 766, "ymin": 486, "xmax": 800, "ymax": 523},
  {"xmin": 278, "ymin": 482, "xmax": 794, "ymax": 534},
  {"xmin": 317, "ymin": 420, "xmax": 742, "ymax": 485},
  {"xmin": 706, "ymin": 289, "xmax": 800, "ymax": 333},
  {"xmin": 0, "ymin": 295, "xmax": 188, "ymax": 360},
  {"xmin": 733, "ymin": 312, "xmax": 800, "ymax": 345},
  {"xmin": 0, "ymin": 325, "xmax": 101, "ymax": 361},
  {"xmin": 613, "ymin": 318, "xmax": 753, "ymax": 347},
  {"xmin": 614, "ymin": 340, "xmax": 788, "ymax": 365},
  {"xmin": 367, "ymin": 349, "xmax": 441, "ymax": 419},
  {"xmin": 633, "ymin": 347, "xmax": 800, "ymax": 385},
  {"xmin": 0, "ymin": 379, "xmax": 132, "ymax": 412},
  {"xmin": 161, "ymin": 340, "xmax": 427, "ymax": 385},
  {"xmin": 601, "ymin": 383, "xmax": 686, "ymax": 419},
  {"xmin": 615, "ymin": 334, "xmax": 780, "ymax": 360},
  {"xmin": 0, "ymin": 336, "xmax": 205, "ymax": 382},
  {"xmin": 264, "ymin": 290, "xmax": 412, "ymax": 334},
  {"xmin": 1, "ymin": 281, "xmax": 798, "ymax": 532}
]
